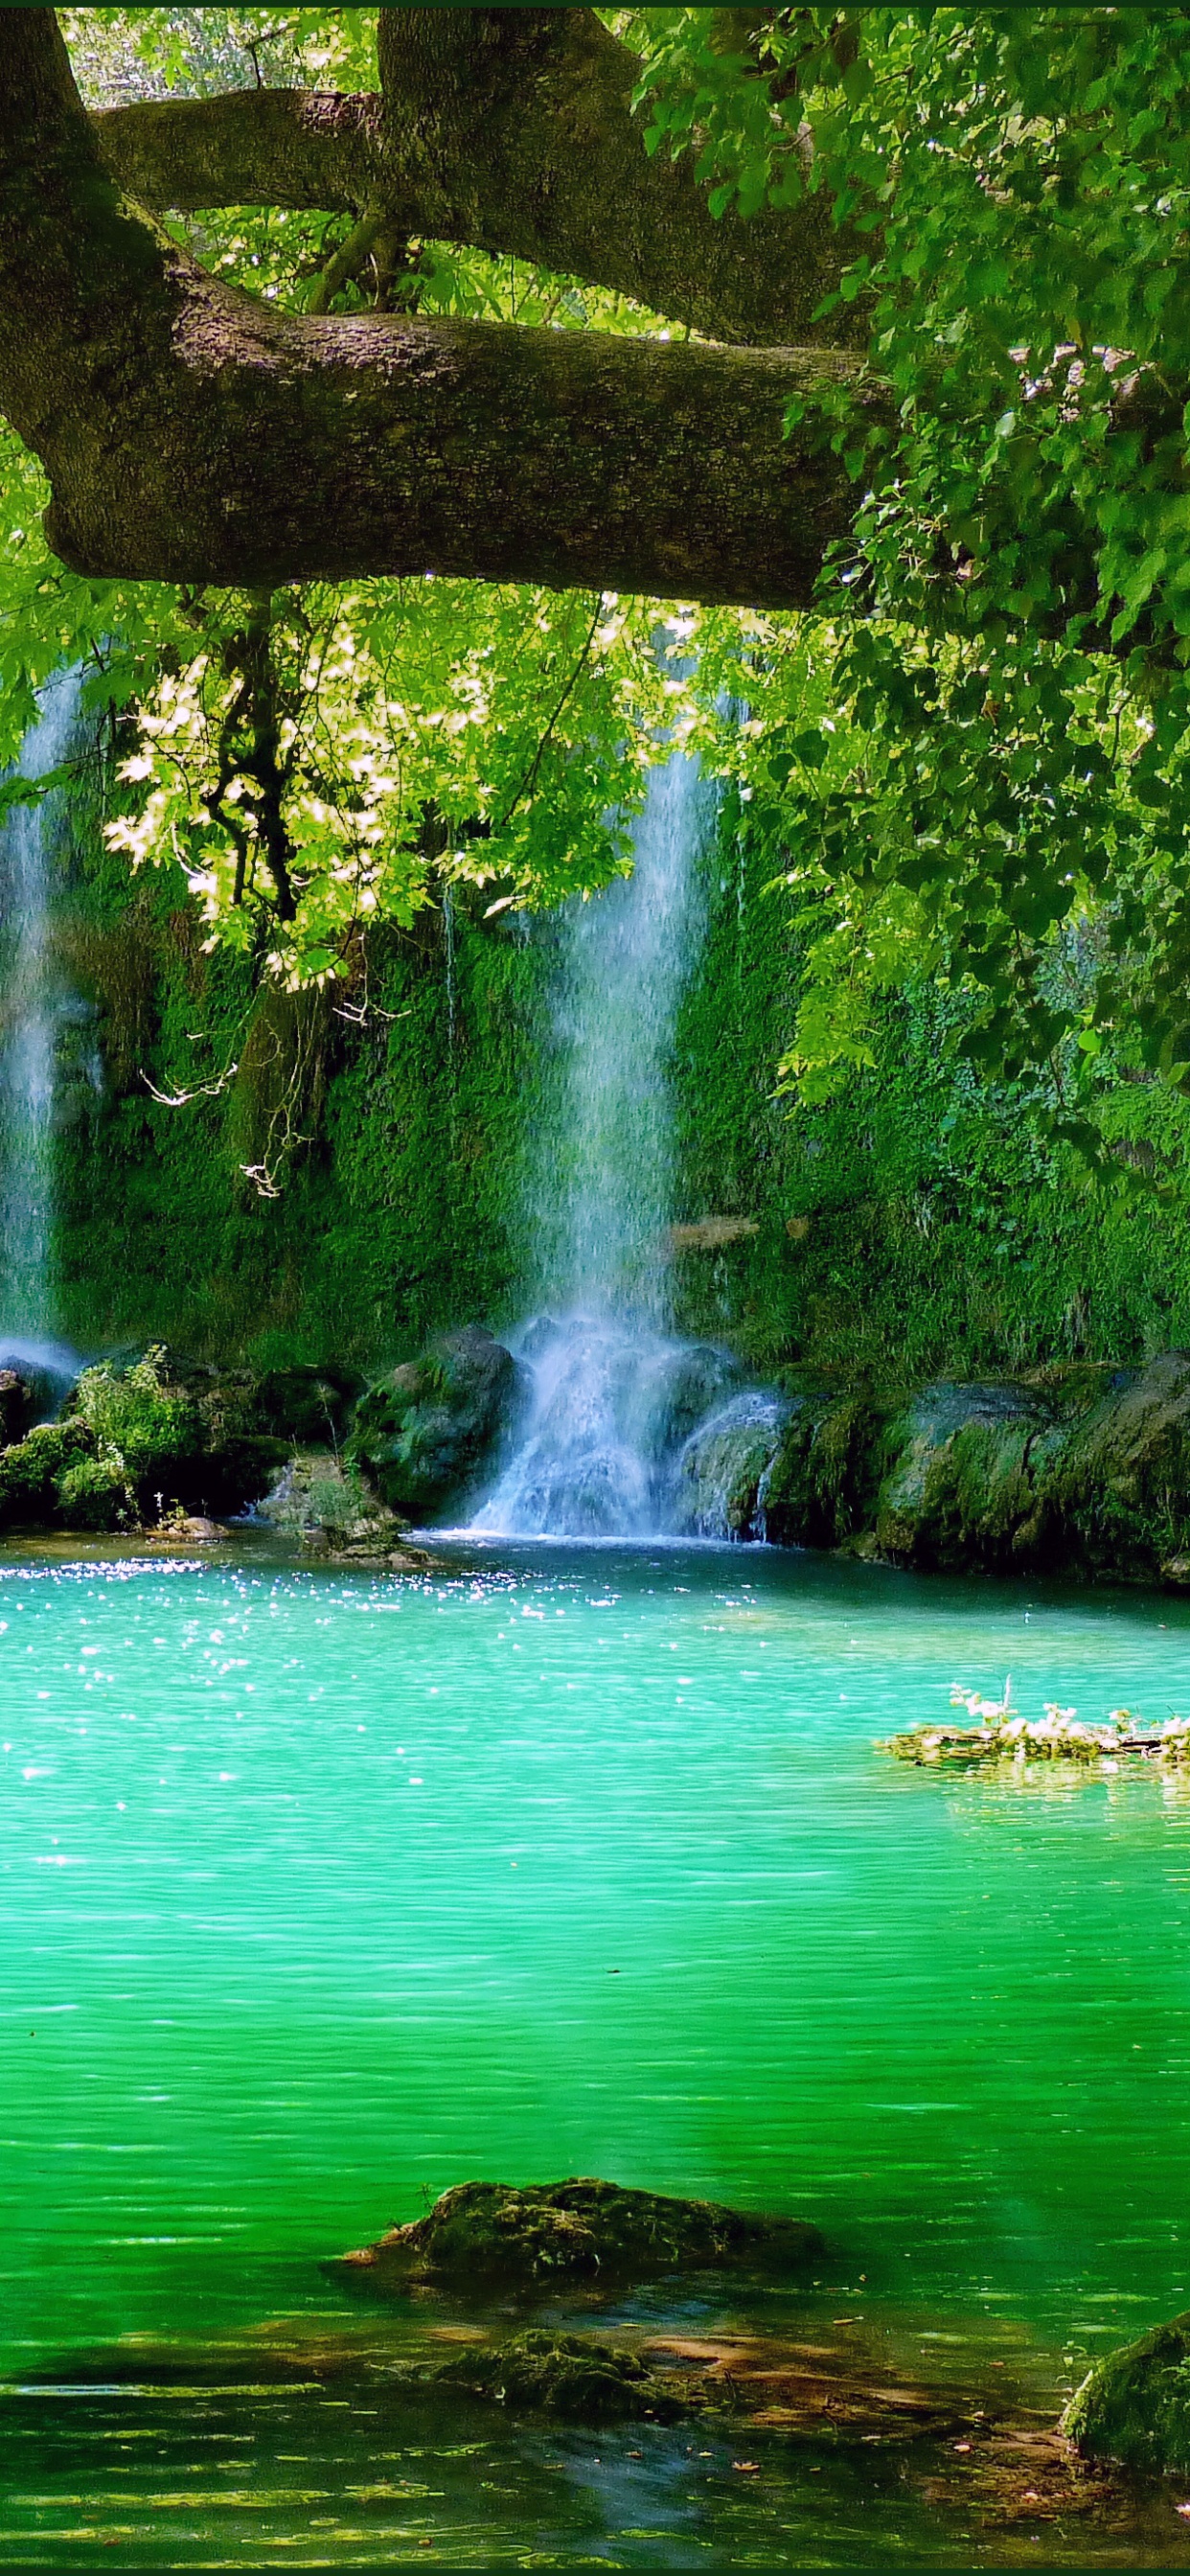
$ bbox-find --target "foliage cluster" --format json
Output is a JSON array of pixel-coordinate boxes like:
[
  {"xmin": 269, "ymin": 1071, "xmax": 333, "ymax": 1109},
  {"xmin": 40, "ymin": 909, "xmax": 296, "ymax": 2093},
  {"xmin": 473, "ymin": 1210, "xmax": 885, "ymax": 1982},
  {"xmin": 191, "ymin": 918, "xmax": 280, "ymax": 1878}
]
[{"xmin": 639, "ymin": 7, "xmax": 1190, "ymax": 1155}]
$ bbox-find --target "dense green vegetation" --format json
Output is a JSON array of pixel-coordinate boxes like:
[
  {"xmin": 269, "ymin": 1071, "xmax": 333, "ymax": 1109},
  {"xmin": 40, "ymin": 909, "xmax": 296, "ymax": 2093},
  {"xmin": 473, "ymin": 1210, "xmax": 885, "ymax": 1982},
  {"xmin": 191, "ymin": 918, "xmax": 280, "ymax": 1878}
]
[
  {"xmin": 4, "ymin": 5, "xmax": 1190, "ymax": 1375},
  {"xmin": 44, "ymin": 752, "xmax": 1190, "ymax": 1382}
]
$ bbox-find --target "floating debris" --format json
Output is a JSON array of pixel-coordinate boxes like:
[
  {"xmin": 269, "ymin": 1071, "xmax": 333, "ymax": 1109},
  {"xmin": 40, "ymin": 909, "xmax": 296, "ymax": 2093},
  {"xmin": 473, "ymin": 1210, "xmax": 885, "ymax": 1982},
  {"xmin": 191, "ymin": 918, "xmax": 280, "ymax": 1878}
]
[{"xmin": 886, "ymin": 1691, "xmax": 1190, "ymax": 1768}]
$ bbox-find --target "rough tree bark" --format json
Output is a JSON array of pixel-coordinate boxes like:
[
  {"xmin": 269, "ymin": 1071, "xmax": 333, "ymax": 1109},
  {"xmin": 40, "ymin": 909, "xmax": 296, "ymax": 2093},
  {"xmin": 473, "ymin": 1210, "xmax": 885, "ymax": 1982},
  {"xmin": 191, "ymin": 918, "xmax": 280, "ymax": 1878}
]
[
  {"xmin": 0, "ymin": 10, "xmax": 877, "ymax": 604},
  {"xmin": 92, "ymin": 8, "xmax": 863, "ymax": 350}
]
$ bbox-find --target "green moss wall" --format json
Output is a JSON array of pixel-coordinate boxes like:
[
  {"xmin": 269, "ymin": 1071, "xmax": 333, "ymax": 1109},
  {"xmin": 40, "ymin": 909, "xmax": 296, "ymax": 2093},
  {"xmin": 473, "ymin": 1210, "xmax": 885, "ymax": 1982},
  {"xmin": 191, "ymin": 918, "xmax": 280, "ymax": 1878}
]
[
  {"xmin": 45, "ymin": 774, "xmax": 1190, "ymax": 1379},
  {"xmin": 670, "ymin": 796, "xmax": 1190, "ymax": 1381}
]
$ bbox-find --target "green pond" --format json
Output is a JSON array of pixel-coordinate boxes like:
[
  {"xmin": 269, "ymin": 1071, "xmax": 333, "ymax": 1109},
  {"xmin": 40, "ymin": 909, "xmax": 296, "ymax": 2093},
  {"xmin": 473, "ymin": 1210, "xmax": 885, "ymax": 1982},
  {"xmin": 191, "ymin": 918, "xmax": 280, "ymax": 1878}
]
[{"xmin": 3, "ymin": 1536, "xmax": 1190, "ymax": 2567}]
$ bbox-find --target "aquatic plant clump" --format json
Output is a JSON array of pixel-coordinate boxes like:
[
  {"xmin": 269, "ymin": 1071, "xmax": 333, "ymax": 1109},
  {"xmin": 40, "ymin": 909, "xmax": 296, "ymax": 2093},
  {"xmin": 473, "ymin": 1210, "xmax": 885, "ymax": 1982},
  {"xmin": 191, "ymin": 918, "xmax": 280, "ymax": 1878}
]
[{"xmin": 886, "ymin": 1682, "xmax": 1190, "ymax": 1769}]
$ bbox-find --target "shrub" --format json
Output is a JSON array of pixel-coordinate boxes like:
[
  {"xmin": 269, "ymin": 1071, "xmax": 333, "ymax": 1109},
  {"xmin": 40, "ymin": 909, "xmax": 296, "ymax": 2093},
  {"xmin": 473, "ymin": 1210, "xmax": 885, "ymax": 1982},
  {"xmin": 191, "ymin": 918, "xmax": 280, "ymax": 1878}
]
[
  {"xmin": 0, "ymin": 1421, "xmax": 91, "ymax": 1529},
  {"xmin": 56, "ymin": 1454, "xmax": 136, "ymax": 1530},
  {"xmin": 71, "ymin": 1346, "xmax": 197, "ymax": 1479}
]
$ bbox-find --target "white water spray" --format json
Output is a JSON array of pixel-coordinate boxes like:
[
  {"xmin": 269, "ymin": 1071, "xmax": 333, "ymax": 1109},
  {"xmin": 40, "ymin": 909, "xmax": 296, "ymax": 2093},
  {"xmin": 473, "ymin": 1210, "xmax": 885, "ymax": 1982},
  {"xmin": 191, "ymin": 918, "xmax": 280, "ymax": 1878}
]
[{"xmin": 472, "ymin": 749, "xmax": 786, "ymax": 1539}]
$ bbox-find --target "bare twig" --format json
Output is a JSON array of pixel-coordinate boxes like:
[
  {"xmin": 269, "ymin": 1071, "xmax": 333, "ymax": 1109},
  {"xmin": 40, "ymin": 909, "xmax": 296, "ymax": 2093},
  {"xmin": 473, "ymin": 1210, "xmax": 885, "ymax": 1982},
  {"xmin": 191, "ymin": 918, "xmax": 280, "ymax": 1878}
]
[{"xmin": 141, "ymin": 1063, "xmax": 239, "ymax": 1107}]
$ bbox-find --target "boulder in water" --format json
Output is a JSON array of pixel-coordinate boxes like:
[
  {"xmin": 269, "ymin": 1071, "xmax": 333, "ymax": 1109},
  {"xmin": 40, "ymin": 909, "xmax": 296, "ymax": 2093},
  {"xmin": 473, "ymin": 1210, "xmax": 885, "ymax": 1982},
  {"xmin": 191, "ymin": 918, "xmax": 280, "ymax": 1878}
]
[
  {"xmin": 333, "ymin": 2176, "xmax": 824, "ymax": 2287},
  {"xmin": 350, "ymin": 1326, "xmax": 528, "ymax": 1520},
  {"xmin": 861, "ymin": 1356, "xmax": 1190, "ymax": 1579},
  {"xmin": 1062, "ymin": 2311, "xmax": 1190, "ymax": 2475},
  {"xmin": 1041, "ymin": 1351, "xmax": 1190, "ymax": 1578},
  {"xmin": 432, "ymin": 2328, "xmax": 688, "ymax": 2423},
  {"xmin": 761, "ymin": 1390, "xmax": 892, "ymax": 1551},
  {"xmin": 258, "ymin": 1450, "xmax": 418, "ymax": 1559},
  {"xmin": 873, "ymin": 1381, "xmax": 1060, "ymax": 1573}
]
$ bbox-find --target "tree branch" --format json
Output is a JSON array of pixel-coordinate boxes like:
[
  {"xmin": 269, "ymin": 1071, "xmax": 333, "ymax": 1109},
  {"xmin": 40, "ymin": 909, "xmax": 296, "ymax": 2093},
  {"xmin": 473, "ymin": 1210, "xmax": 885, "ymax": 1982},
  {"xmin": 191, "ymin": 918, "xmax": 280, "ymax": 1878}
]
[
  {"xmin": 0, "ymin": 13, "xmax": 876, "ymax": 608},
  {"xmin": 91, "ymin": 8, "xmax": 865, "ymax": 350},
  {"xmin": 91, "ymin": 86, "xmax": 392, "ymax": 218}
]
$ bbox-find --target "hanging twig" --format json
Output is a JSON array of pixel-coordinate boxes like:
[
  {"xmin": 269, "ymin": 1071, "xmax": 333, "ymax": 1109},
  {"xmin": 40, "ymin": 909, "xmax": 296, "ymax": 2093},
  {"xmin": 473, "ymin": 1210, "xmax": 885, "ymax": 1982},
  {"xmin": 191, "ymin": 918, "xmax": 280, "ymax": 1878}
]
[{"xmin": 141, "ymin": 1064, "xmax": 239, "ymax": 1107}]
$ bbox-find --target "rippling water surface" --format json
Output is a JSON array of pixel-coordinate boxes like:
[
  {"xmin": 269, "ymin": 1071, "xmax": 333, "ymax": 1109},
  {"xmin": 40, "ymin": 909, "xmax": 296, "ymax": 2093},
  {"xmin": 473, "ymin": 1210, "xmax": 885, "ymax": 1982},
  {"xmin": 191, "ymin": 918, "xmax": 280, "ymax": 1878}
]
[{"xmin": 3, "ymin": 1538, "xmax": 1190, "ymax": 2564}]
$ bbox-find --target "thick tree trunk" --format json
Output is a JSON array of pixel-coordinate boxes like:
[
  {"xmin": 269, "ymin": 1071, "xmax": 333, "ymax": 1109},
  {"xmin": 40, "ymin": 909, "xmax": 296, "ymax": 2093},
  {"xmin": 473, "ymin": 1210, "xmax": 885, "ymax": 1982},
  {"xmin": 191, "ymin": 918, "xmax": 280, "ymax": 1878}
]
[
  {"xmin": 92, "ymin": 8, "xmax": 863, "ymax": 350},
  {"xmin": 1, "ymin": 11, "xmax": 875, "ymax": 605}
]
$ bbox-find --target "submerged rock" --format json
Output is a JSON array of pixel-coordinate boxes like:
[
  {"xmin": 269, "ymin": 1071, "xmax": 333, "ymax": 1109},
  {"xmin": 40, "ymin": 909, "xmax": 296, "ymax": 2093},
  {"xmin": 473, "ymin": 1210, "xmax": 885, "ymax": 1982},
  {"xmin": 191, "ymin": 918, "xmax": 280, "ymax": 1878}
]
[
  {"xmin": 333, "ymin": 2177, "xmax": 824, "ymax": 2288},
  {"xmin": 432, "ymin": 2329, "xmax": 689, "ymax": 2423},
  {"xmin": 1063, "ymin": 2311, "xmax": 1190, "ymax": 2476},
  {"xmin": 350, "ymin": 1326, "xmax": 528, "ymax": 1520}
]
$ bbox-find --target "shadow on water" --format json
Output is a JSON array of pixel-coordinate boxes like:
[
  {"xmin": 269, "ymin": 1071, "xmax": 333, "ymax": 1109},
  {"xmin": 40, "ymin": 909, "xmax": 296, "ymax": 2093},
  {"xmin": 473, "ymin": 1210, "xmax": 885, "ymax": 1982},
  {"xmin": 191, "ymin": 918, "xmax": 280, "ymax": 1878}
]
[{"xmin": 3, "ymin": 2283, "xmax": 1190, "ymax": 2568}]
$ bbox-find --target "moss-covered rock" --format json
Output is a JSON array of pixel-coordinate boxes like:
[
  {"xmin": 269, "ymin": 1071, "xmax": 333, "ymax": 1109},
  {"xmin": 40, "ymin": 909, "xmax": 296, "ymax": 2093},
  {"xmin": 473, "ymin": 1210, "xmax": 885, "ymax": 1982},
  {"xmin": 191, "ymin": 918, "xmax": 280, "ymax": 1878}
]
[
  {"xmin": 872, "ymin": 1381, "xmax": 1060, "ymax": 1573},
  {"xmin": 350, "ymin": 1325, "xmax": 528, "ymax": 1521},
  {"xmin": 1062, "ymin": 2311, "xmax": 1190, "ymax": 2475},
  {"xmin": 432, "ymin": 2328, "xmax": 688, "ymax": 2423},
  {"xmin": 334, "ymin": 2176, "xmax": 824, "ymax": 2288},
  {"xmin": 762, "ymin": 1391, "xmax": 894, "ymax": 1550},
  {"xmin": 0, "ymin": 1349, "xmax": 300, "ymax": 1535},
  {"xmin": 258, "ymin": 1450, "xmax": 414, "ymax": 1558},
  {"xmin": 670, "ymin": 1390, "xmax": 787, "ymax": 1538},
  {"xmin": 1042, "ymin": 1351, "xmax": 1190, "ymax": 1578}
]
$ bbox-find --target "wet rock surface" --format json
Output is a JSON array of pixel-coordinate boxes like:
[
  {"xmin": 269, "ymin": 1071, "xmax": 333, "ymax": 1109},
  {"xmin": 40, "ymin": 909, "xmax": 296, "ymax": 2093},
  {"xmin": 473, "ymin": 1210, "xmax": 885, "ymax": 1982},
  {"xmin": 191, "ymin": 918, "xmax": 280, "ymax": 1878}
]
[
  {"xmin": 670, "ymin": 1388, "xmax": 789, "ymax": 1537},
  {"xmin": 256, "ymin": 1449, "xmax": 426, "ymax": 1565},
  {"xmin": 350, "ymin": 1325, "xmax": 529, "ymax": 1520},
  {"xmin": 750, "ymin": 1349, "xmax": 1190, "ymax": 1583},
  {"xmin": 333, "ymin": 2176, "xmax": 825, "ymax": 2288}
]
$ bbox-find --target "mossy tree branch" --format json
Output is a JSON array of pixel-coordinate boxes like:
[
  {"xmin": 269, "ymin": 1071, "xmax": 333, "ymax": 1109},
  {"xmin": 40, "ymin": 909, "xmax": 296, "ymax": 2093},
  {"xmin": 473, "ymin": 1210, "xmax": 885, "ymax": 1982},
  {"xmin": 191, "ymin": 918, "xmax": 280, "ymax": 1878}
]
[
  {"xmin": 92, "ymin": 7, "xmax": 863, "ymax": 350},
  {"xmin": 0, "ymin": 11, "xmax": 877, "ymax": 607}
]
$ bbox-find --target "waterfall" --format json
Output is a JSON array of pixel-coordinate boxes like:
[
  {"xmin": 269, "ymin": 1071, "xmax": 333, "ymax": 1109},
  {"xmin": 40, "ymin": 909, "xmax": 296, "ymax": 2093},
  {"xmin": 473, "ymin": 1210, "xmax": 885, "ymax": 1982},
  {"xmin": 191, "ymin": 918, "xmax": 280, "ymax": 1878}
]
[
  {"xmin": 471, "ymin": 748, "xmax": 787, "ymax": 1538},
  {"xmin": 0, "ymin": 667, "xmax": 82, "ymax": 1376},
  {"xmin": 534, "ymin": 747, "xmax": 710, "ymax": 1320}
]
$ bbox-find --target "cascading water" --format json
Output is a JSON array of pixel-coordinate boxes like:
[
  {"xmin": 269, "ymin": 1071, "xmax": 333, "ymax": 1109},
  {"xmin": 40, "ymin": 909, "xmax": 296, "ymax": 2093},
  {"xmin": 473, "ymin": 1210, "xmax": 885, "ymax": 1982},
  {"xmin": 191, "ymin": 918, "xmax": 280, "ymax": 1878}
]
[
  {"xmin": 471, "ymin": 748, "xmax": 788, "ymax": 1539},
  {"xmin": 533, "ymin": 746, "xmax": 709, "ymax": 1320},
  {"xmin": 0, "ymin": 667, "xmax": 85, "ymax": 1388}
]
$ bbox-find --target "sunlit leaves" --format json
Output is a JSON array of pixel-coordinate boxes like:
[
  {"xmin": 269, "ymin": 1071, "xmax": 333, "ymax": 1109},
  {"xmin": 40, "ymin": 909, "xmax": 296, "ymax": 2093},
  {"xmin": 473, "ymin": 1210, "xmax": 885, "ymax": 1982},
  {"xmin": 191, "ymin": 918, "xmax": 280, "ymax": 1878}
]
[{"xmin": 96, "ymin": 581, "xmax": 674, "ymax": 981}]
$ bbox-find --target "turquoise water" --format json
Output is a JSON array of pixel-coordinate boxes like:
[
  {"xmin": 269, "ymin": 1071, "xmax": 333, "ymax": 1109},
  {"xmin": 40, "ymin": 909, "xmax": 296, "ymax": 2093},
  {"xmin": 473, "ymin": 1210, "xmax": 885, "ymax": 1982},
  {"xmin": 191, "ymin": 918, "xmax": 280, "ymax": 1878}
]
[{"xmin": 3, "ymin": 1537, "xmax": 1190, "ymax": 2563}]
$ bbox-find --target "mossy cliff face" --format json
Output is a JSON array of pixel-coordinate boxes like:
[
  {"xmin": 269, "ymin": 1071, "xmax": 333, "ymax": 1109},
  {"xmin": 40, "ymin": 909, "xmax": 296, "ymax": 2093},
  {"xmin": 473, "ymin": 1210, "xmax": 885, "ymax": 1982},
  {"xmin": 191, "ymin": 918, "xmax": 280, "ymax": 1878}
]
[
  {"xmin": 40, "ymin": 768, "xmax": 1190, "ymax": 1387},
  {"xmin": 710, "ymin": 1354, "xmax": 1190, "ymax": 1582}
]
